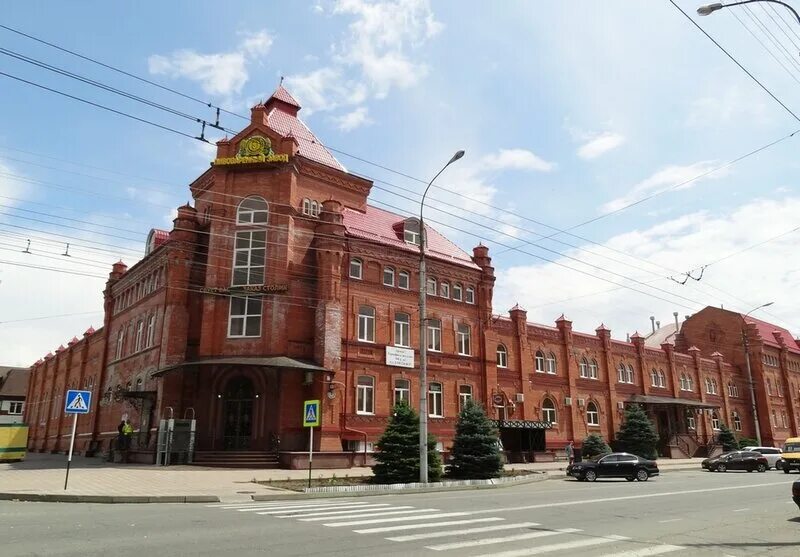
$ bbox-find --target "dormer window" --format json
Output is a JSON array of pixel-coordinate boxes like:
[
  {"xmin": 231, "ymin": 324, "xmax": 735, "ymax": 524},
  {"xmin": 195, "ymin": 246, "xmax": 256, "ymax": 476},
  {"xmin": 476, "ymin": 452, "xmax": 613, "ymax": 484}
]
[{"xmin": 402, "ymin": 219, "xmax": 421, "ymax": 246}]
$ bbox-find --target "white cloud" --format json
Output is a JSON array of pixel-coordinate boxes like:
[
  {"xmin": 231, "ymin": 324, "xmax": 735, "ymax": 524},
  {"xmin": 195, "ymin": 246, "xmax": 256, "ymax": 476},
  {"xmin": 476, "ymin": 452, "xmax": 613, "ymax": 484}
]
[
  {"xmin": 577, "ymin": 131, "xmax": 626, "ymax": 159},
  {"xmin": 494, "ymin": 196, "xmax": 800, "ymax": 340},
  {"xmin": 600, "ymin": 161, "xmax": 728, "ymax": 214},
  {"xmin": 148, "ymin": 30, "xmax": 274, "ymax": 97},
  {"xmin": 332, "ymin": 106, "xmax": 373, "ymax": 131},
  {"xmin": 481, "ymin": 148, "xmax": 555, "ymax": 173},
  {"xmin": 686, "ymin": 86, "xmax": 771, "ymax": 128},
  {"xmin": 287, "ymin": 0, "xmax": 441, "ymax": 116}
]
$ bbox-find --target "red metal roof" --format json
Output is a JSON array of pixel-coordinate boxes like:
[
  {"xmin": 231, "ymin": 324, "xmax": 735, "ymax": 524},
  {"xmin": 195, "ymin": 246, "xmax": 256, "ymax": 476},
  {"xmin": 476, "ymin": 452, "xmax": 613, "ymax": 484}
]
[
  {"xmin": 271, "ymin": 84, "xmax": 301, "ymax": 108},
  {"xmin": 342, "ymin": 204, "xmax": 479, "ymax": 269},
  {"xmin": 743, "ymin": 315, "xmax": 800, "ymax": 353}
]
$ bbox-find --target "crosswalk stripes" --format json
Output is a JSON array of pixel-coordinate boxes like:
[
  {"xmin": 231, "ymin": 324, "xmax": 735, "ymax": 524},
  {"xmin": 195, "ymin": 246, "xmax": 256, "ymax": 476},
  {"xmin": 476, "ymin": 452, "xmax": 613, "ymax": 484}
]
[{"xmin": 206, "ymin": 500, "xmax": 688, "ymax": 556}]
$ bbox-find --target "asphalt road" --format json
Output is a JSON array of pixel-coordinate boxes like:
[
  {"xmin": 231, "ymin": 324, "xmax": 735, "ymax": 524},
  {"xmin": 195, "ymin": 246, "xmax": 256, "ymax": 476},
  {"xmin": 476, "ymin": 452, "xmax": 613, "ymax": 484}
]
[{"xmin": 3, "ymin": 469, "xmax": 799, "ymax": 557}]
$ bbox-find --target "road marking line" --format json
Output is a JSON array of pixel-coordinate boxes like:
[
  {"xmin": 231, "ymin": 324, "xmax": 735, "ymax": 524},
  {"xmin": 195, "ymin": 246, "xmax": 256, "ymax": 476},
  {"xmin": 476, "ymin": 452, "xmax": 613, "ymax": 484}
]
[
  {"xmin": 595, "ymin": 544, "xmax": 684, "ymax": 556},
  {"xmin": 657, "ymin": 518, "xmax": 683, "ymax": 523},
  {"xmin": 354, "ymin": 517, "xmax": 505, "ymax": 534},
  {"xmin": 302, "ymin": 508, "xmax": 438, "ymax": 522},
  {"xmin": 237, "ymin": 502, "xmax": 366, "ymax": 512},
  {"xmin": 387, "ymin": 522, "xmax": 541, "ymax": 542},
  {"xmin": 287, "ymin": 506, "xmax": 417, "ymax": 519},
  {"xmin": 472, "ymin": 534, "xmax": 629, "ymax": 557},
  {"xmin": 208, "ymin": 500, "xmax": 335, "ymax": 508},
  {"xmin": 260, "ymin": 503, "xmax": 393, "ymax": 516},
  {"xmin": 325, "ymin": 511, "xmax": 472, "ymax": 527},
  {"xmin": 732, "ymin": 508, "xmax": 749, "ymax": 512},
  {"xmin": 464, "ymin": 481, "xmax": 787, "ymax": 515},
  {"xmin": 426, "ymin": 527, "xmax": 579, "ymax": 551}
]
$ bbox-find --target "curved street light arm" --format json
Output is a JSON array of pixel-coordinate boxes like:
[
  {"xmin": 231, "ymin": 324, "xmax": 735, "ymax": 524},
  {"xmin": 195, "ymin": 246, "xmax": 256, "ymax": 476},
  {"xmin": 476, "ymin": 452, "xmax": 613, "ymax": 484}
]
[{"xmin": 699, "ymin": 1, "xmax": 800, "ymax": 24}]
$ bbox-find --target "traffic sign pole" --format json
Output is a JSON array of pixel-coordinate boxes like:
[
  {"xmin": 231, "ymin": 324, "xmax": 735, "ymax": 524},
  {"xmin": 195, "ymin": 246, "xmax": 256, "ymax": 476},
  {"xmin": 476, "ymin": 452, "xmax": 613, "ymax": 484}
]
[
  {"xmin": 308, "ymin": 425, "xmax": 313, "ymax": 489},
  {"xmin": 302, "ymin": 399, "xmax": 320, "ymax": 489},
  {"xmin": 64, "ymin": 413, "xmax": 78, "ymax": 490}
]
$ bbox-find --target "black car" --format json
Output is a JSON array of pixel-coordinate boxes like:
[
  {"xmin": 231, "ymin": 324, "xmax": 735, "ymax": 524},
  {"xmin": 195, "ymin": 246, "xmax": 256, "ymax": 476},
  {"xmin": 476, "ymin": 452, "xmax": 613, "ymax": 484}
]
[
  {"xmin": 793, "ymin": 480, "xmax": 800, "ymax": 510},
  {"xmin": 566, "ymin": 452, "xmax": 659, "ymax": 482},
  {"xmin": 701, "ymin": 451, "xmax": 768, "ymax": 473}
]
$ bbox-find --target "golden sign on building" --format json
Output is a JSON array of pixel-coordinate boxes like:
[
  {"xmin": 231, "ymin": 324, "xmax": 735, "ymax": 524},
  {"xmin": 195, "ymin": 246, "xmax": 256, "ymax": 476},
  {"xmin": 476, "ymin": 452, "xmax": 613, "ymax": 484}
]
[{"xmin": 213, "ymin": 135, "xmax": 289, "ymax": 166}]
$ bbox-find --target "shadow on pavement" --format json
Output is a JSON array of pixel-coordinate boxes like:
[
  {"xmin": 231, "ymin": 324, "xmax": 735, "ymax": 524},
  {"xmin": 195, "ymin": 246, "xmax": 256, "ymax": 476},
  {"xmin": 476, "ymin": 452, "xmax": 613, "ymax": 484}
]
[{"xmin": 1, "ymin": 453, "xmax": 153, "ymax": 471}]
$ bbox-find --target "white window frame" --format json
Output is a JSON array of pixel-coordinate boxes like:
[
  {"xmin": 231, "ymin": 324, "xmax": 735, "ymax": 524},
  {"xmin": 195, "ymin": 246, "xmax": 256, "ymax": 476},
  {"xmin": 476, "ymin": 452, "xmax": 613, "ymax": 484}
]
[
  {"xmin": 398, "ymin": 271, "xmax": 410, "ymax": 290},
  {"xmin": 440, "ymin": 282, "xmax": 450, "ymax": 298},
  {"xmin": 228, "ymin": 296, "xmax": 262, "ymax": 338},
  {"xmin": 232, "ymin": 229, "xmax": 267, "ymax": 286},
  {"xmin": 404, "ymin": 222, "xmax": 420, "ymax": 245},
  {"xmin": 456, "ymin": 324, "xmax": 471, "ymax": 356},
  {"xmin": 383, "ymin": 267, "xmax": 395, "ymax": 287},
  {"xmin": 428, "ymin": 382, "xmax": 443, "ymax": 417},
  {"xmin": 349, "ymin": 258, "xmax": 363, "ymax": 280},
  {"xmin": 733, "ymin": 412, "xmax": 742, "ymax": 431},
  {"xmin": 356, "ymin": 375, "xmax": 375, "ymax": 415},
  {"xmin": 394, "ymin": 378, "xmax": 410, "ymax": 406},
  {"xmin": 497, "ymin": 345, "xmax": 508, "ymax": 368},
  {"xmin": 426, "ymin": 278, "xmax": 437, "ymax": 296},
  {"xmin": 134, "ymin": 320, "xmax": 144, "ymax": 352},
  {"xmin": 452, "ymin": 283, "xmax": 462, "ymax": 301},
  {"xmin": 8, "ymin": 401, "xmax": 23, "ymax": 415},
  {"xmin": 465, "ymin": 287, "xmax": 475, "ymax": 304},
  {"xmin": 586, "ymin": 402, "xmax": 599, "ymax": 426},
  {"xmin": 535, "ymin": 351, "xmax": 545, "ymax": 373},
  {"xmin": 626, "ymin": 365, "xmax": 634, "ymax": 384},
  {"xmin": 394, "ymin": 312, "xmax": 410, "ymax": 347},
  {"xmin": 618, "ymin": 364, "xmax": 626, "ymax": 383},
  {"xmin": 115, "ymin": 329, "xmax": 124, "ymax": 360},
  {"xmin": 580, "ymin": 358, "xmax": 589, "ymax": 378},
  {"xmin": 589, "ymin": 359, "xmax": 599, "ymax": 380},
  {"xmin": 652, "ymin": 369, "xmax": 659, "ymax": 387},
  {"xmin": 427, "ymin": 319, "xmax": 441, "ymax": 352},
  {"xmin": 146, "ymin": 314, "xmax": 156, "ymax": 347},
  {"xmin": 658, "ymin": 370, "xmax": 666, "ymax": 388},
  {"xmin": 711, "ymin": 412, "xmax": 720, "ymax": 431},
  {"xmin": 302, "ymin": 198, "xmax": 311, "ymax": 215},
  {"xmin": 236, "ymin": 196, "xmax": 269, "ymax": 225},
  {"xmin": 546, "ymin": 353, "xmax": 557, "ymax": 375},
  {"xmin": 542, "ymin": 398, "xmax": 557, "ymax": 424},
  {"xmin": 687, "ymin": 415, "xmax": 696, "ymax": 430},
  {"xmin": 357, "ymin": 306, "xmax": 375, "ymax": 343},
  {"xmin": 459, "ymin": 384, "xmax": 473, "ymax": 410}
]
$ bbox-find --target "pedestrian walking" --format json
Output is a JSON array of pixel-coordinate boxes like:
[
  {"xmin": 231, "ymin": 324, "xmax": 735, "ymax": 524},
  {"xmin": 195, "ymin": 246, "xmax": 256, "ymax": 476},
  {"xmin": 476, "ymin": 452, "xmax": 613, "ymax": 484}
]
[{"xmin": 566, "ymin": 440, "xmax": 574, "ymax": 465}]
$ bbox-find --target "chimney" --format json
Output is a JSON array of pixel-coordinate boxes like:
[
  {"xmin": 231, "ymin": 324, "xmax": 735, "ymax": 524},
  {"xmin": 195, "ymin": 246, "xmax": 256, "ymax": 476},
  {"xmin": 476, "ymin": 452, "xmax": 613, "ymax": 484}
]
[
  {"xmin": 685, "ymin": 315, "xmax": 690, "ymax": 321},
  {"xmin": 650, "ymin": 316, "xmax": 656, "ymax": 334},
  {"xmin": 656, "ymin": 320, "xmax": 661, "ymax": 329},
  {"xmin": 673, "ymin": 311, "xmax": 679, "ymax": 330},
  {"xmin": 626, "ymin": 333, "xmax": 631, "ymax": 343}
]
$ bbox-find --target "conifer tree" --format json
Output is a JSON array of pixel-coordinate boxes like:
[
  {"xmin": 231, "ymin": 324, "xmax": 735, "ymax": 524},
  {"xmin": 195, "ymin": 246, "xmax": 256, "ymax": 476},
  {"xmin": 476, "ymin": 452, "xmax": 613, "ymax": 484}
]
[
  {"xmin": 447, "ymin": 400, "xmax": 503, "ymax": 479},
  {"xmin": 717, "ymin": 423, "xmax": 737, "ymax": 452},
  {"xmin": 616, "ymin": 404, "xmax": 659, "ymax": 459},
  {"xmin": 581, "ymin": 433, "xmax": 611, "ymax": 459},
  {"xmin": 372, "ymin": 402, "xmax": 443, "ymax": 484}
]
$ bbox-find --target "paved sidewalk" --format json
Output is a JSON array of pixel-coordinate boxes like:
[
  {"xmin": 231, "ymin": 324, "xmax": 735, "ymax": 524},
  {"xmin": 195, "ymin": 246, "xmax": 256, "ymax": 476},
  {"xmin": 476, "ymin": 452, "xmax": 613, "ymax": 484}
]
[{"xmin": 0, "ymin": 453, "xmax": 705, "ymax": 503}]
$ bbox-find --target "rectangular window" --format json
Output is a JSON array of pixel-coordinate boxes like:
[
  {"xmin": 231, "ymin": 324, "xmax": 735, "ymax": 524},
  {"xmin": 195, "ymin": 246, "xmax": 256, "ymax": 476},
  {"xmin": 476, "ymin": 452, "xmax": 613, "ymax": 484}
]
[
  {"xmin": 383, "ymin": 267, "xmax": 395, "ymax": 286},
  {"xmin": 358, "ymin": 306, "xmax": 375, "ymax": 343},
  {"xmin": 452, "ymin": 284, "xmax": 462, "ymax": 301},
  {"xmin": 115, "ymin": 329, "xmax": 124, "ymax": 360},
  {"xmin": 349, "ymin": 259, "xmax": 362, "ymax": 279},
  {"xmin": 687, "ymin": 416, "xmax": 696, "ymax": 430},
  {"xmin": 394, "ymin": 379, "xmax": 410, "ymax": 406},
  {"xmin": 427, "ymin": 319, "xmax": 441, "ymax": 352},
  {"xmin": 426, "ymin": 278, "xmax": 437, "ymax": 296},
  {"xmin": 232, "ymin": 230, "xmax": 266, "ymax": 286},
  {"xmin": 398, "ymin": 271, "xmax": 410, "ymax": 290},
  {"xmin": 228, "ymin": 296, "xmax": 262, "ymax": 337},
  {"xmin": 440, "ymin": 282, "xmax": 449, "ymax": 298},
  {"xmin": 394, "ymin": 312, "xmax": 410, "ymax": 347},
  {"xmin": 357, "ymin": 376, "xmax": 374, "ymax": 414},
  {"xmin": 459, "ymin": 384, "xmax": 473, "ymax": 410},
  {"xmin": 465, "ymin": 287, "xmax": 475, "ymax": 304},
  {"xmin": 429, "ymin": 382, "xmax": 443, "ymax": 417},
  {"xmin": 134, "ymin": 320, "xmax": 144, "ymax": 352},
  {"xmin": 404, "ymin": 224, "xmax": 420, "ymax": 245},
  {"xmin": 146, "ymin": 315, "xmax": 156, "ymax": 347},
  {"xmin": 8, "ymin": 401, "xmax": 23, "ymax": 415},
  {"xmin": 457, "ymin": 324, "xmax": 471, "ymax": 356}
]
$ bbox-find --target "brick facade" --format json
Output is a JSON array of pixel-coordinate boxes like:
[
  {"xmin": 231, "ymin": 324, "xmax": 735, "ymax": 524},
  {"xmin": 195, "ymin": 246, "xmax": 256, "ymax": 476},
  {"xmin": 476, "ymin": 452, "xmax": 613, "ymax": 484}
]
[{"xmin": 23, "ymin": 87, "xmax": 800, "ymax": 466}]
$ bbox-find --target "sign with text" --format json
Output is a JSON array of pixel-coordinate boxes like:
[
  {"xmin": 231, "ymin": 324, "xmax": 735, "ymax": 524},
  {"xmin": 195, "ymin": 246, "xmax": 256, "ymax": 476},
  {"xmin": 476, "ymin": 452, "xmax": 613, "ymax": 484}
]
[
  {"xmin": 200, "ymin": 284, "xmax": 289, "ymax": 296},
  {"xmin": 303, "ymin": 400, "xmax": 321, "ymax": 428},
  {"xmin": 385, "ymin": 346, "xmax": 414, "ymax": 369}
]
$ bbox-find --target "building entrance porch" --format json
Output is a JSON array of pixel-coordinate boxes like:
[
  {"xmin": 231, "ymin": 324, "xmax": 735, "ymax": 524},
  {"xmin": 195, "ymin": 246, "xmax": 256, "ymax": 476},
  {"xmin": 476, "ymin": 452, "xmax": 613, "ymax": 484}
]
[{"xmin": 627, "ymin": 395, "xmax": 720, "ymax": 458}]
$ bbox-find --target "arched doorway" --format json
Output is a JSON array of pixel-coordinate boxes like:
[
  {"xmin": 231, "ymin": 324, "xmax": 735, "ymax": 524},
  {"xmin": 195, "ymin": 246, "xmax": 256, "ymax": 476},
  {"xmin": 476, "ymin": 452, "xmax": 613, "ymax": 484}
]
[{"xmin": 223, "ymin": 377, "xmax": 254, "ymax": 450}]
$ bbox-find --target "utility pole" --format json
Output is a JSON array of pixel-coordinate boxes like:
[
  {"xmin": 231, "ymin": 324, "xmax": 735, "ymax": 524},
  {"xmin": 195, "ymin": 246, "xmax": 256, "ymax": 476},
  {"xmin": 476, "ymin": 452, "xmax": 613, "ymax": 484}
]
[{"xmin": 742, "ymin": 329, "xmax": 762, "ymax": 446}]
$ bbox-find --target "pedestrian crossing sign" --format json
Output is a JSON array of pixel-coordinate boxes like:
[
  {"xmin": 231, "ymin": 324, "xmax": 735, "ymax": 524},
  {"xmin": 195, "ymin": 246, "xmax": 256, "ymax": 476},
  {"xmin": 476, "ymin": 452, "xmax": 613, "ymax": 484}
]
[
  {"xmin": 303, "ymin": 399, "xmax": 320, "ymax": 427},
  {"xmin": 64, "ymin": 390, "xmax": 92, "ymax": 414}
]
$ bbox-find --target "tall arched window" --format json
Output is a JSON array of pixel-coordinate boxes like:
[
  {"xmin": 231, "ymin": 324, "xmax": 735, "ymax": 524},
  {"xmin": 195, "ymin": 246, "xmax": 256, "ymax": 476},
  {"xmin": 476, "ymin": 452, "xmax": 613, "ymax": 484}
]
[
  {"xmin": 705, "ymin": 378, "xmax": 713, "ymax": 394},
  {"xmin": 233, "ymin": 196, "xmax": 268, "ymax": 286},
  {"xmin": 589, "ymin": 359, "xmax": 599, "ymax": 380},
  {"xmin": 535, "ymin": 350, "xmax": 545, "ymax": 373},
  {"xmin": 383, "ymin": 266, "xmax": 395, "ymax": 286},
  {"xmin": 626, "ymin": 364, "xmax": 634, "ymax": 384},
  {"xmin": 546, "ymin": 353, "xmax": 557, "ymax": 374},
  {"xmin": 497, "ymin": 344, "xmax": 508, "ymax": 368},
  {"xmin": 733, "ymin": 411, "xmax": 742, "ymax": 431},
  {"xmin": 679, "ymin": 374, "xmax": 686, "ymax": 391},
  {"xmin": 651, "ymin": 369, "xmax": 659, "ymax": 387},
  {"xmin": 357, "ymin": 306, "xmax": 375, "ymax": 342},
  {"xmin": 579, "ymin": 358, "xmax": 589, "ymax": 378},
  {"xmin": 711, "ymin": 411, "xmax": 720, "ymax": 431},
  {"xmin": 586, "ymin": 401, "xmax": 599, "ymax": 426},
  {"xmin": 685, "ymin": 373, "xmax": 693, "ymax": 391},
  {"xmin": 356, "ymin": 375, "xmax": 375, "ymax": 414},
  {"xmin": 617, "ymin": 363, "xmax": 626, "ymax": 383},
  {"xmin": 426, "ymin": 278, "xmax": 437, "ymax": 296},
  {"xmin": 542, "ymin": 398, "xmax": 557, "ymax": 424},
  {"xmin": 658, "ymin": 370, "xmax": 666, "ymax": 388}
]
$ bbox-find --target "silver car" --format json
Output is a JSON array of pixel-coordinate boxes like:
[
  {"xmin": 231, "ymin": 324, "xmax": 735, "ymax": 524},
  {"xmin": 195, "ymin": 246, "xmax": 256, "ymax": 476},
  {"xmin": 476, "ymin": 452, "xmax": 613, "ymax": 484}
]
[{"xmin": 743, "ymin": 446, "xmax": 783, "ymax": 469}]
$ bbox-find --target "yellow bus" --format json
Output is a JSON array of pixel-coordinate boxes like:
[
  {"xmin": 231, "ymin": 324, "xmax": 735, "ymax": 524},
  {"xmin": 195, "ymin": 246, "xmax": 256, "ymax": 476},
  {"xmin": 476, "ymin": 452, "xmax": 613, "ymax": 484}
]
[{"xmin": 782, "ymin": 437, "xmax": 800, "ymax": 473}]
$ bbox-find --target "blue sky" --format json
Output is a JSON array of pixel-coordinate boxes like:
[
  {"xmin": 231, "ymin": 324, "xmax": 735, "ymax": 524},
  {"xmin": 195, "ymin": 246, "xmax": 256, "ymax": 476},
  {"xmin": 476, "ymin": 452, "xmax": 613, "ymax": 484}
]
[{"xmin": 1, "ymin": 0, "xmax": 799, "ymax": 365}]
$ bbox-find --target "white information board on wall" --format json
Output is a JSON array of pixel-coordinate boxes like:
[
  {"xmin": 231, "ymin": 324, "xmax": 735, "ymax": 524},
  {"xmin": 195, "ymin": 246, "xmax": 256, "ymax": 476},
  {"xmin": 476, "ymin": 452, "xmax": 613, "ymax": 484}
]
[{"xmin": 386, "ymin": 346, "xmax": 414, "ymax": 368}]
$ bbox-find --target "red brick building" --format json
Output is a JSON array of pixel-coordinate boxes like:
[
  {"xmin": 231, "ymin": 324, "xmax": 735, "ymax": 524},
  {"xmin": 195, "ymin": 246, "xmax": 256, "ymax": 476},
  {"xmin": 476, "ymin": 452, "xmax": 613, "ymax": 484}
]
[{"xmin": 23, "ymin": 86, "xmax": 800, "ymax": 467}]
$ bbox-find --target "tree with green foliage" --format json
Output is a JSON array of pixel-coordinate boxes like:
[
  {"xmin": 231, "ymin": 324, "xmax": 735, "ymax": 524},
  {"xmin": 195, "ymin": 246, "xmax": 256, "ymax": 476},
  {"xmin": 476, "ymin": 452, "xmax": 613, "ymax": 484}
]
[
  {"xmin": 372, "ymin": 402, "xmax": 442, "ymax": 484},
  {"xmin": 616, "ymin": 404, "xmax": 659, "ymax": 459},
  {"xmin": 581, "ymin": 433, "xmax": 611, "ymax": 459},
  {"xmin": 738, "ymin": 436, "xmax": 758, "ymax": 450},
  {"xmin": 447, "ymin": 400, "xmax": 503, "ymax": 479},
  {"xmin": 717, "ymin": 423, "xmax": 737, "ymax": 452}
]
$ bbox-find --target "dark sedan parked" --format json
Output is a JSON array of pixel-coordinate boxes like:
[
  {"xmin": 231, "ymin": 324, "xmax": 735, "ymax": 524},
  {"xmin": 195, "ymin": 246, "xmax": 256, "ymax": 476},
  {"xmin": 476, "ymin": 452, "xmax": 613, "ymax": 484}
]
[
  {"xmin": 701, "ymin": 451, "xmax": 768, "ymax": 473},
  {"xmin": 567, "ymin": 452, "xmax": 659, "ymax": 482},
  {"xmin": 793, "ymin": 480, "xmax": 800, "ymax": 510}
]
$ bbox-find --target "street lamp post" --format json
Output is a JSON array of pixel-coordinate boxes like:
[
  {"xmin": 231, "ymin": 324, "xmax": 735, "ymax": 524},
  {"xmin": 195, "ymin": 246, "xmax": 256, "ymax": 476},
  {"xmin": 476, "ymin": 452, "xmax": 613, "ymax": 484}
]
[
  {"xmin": 418, "ymin": 150, "xmax": 464, "ymax": 484},
  {"xmin": 697, "ymin": 1, "xmax": 800, "ymax": 24},
  {"xmin": 742, "ymin": 301, "xmax": 774, "ymax": 446}
]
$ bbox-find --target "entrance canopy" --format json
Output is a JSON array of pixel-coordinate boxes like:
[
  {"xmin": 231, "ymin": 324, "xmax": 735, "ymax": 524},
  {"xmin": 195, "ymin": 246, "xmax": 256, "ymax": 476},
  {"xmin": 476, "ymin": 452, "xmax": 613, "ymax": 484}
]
[
  {"xmin": 150, "ymin": 356, "xmax": 328, "ymax": 378},
  {"xmin": 491, "ymin": 419, "xmax": 553, "ymax": 430},
  {"xmin": 627, "ymin": 394, "xmax": 719, "ymax": 409}
]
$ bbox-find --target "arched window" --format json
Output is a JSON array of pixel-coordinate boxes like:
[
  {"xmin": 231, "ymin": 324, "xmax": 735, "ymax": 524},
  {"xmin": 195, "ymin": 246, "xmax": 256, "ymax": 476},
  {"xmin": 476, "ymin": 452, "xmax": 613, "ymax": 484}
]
[
  {"xmin": 310, "ymin": 200, "xmax": 320, "ymax": 217},
  {"xmin": 617, "ymin": 363, "xmax": 626, "ymax": 383},
  {"xmin": 733, "ymin": 411, "xmax": 742, "ymax": 431},
  {"xmin": 394, "ymin": 312, "xmax": 410, "ymax": 347},
  {"xmin": 465, "ymin": 286, "xmax": 475, "ymax": 304},
  {"xmin": 626, "ymin": 365, "xmax": 634, "ymax": 384},
  {"xmin": 394, "ymin": 378, "xmax": 410, "ymax": 406},
  {"xmin": 497, "ymin": 344, "xmax": 508, "ymax": 368},
  {"xmin": 589, "ymin": 359, "xmax": 599, "ymax": 380},
  {"xmin": 546, "ymin": 353, "xmax": 557, "ymax": 374},
  {"xmin": 651, "ymin": 369, "xmax": 658, "ymax": 387},
  {"xmin": 357, "ymin": 306, "xmax": 375, "ymax": 342},
  {"xmin": 426, "ymin": 318, "xmax": 441, "ymax": 352},
  {"xmin": 452, "ymin": 283, "xmax": 463, "ymax": 301},
  {"xmin": 135, "ymin": 377, "xmax": 143, "ymax": 391},
  {"xmin": 440, "ymin": 281, "xmax": 450, "ymax": 298},
  {"xmin": 236, "ymin": 196, "xmax": 268, "ymax": 225},
  {"xmin": 356, "ymin": 375, "xmax": 375, "ymax": 414},
  {"xmin": 428, "ymin": 382, "xmax": 443, "ymax": 417},
  {"xmin": 711, "ymin": 412, "xmax": 720, "ymax": 430},
  {"xmin": 302, "ymin": 198, "xmax": 311, "ymax": 215},
  {"xmin": 705, "ymin": 378, "xmax": 712, "ymax": 394},
  {"xmin": 542, "ymin": 398, "xmax": 557, "ymax": 424},
  {"xmin": 586, "ymin": 401, "xmax": 599, "ymax": 426},
  {"xmin": 711, "ymin": 378, "xmax": 718, "ymax": 394},
  {"xmin": 685, "ymin": 374, "xmax": 693, "ymax": 391},
  {"xmin": 426, "ymin": 277, "xmax": 437, "ymax": 296},
  {"xmin": 349, "ymin": 258, "xmax": 363, "ymax": 279},
  {"xmin": 658, "ymin": 370, "xmax": 666, "ymax": 388},
  {"xmin": 579, "ymin": 358, "xmax": 589, "ymax": 378},
  {"xmin": 535, "ymin": 350, "xmax": 545, "ymax": 373},
  {"xmin": 383, "ymin": 266, "xmax": 395, "ymax": 287},
  {"xmin": 456, "ymin": 324, "xmax": 471, "ymax": 356},
  {"xmin": 398, "ymin": 270, "xmax": 410, "ymax": 290},
  {"xmin": 679, "ymin": 374, "xmax": 686, "ymax": 391}
]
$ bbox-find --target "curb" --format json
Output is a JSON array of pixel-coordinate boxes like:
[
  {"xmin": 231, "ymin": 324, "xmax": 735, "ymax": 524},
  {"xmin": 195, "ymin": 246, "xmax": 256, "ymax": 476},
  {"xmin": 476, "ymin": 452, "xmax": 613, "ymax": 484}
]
[
  {"xmin": 0, "ymin": 493, "xmax": 219, "ymax": 504},
  {"xmin": 251, "ymin": 472, "xmax": 548, "ymax": 501}
]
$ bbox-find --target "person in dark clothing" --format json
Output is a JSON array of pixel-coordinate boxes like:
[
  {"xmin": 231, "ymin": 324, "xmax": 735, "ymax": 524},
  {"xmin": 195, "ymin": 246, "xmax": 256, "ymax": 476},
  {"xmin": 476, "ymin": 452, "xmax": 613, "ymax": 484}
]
[{"xmin": 116, "ymin": 421, "xmax": 126, "ymax": 451}]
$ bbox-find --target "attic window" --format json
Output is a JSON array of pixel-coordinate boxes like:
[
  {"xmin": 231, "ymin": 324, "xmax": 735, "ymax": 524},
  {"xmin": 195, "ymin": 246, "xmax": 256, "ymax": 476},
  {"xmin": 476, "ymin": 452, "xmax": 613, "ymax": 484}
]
[{"xmin": 403, "ymin": 219, "xmax": 421, "ymax": 246}]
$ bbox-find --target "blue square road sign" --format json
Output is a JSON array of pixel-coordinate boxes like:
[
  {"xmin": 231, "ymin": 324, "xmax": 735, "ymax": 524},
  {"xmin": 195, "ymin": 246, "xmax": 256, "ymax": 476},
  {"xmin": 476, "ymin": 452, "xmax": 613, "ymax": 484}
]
[{"xmin": 64, "ymin": 390, "xmax": 92, "ymax": 414}]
